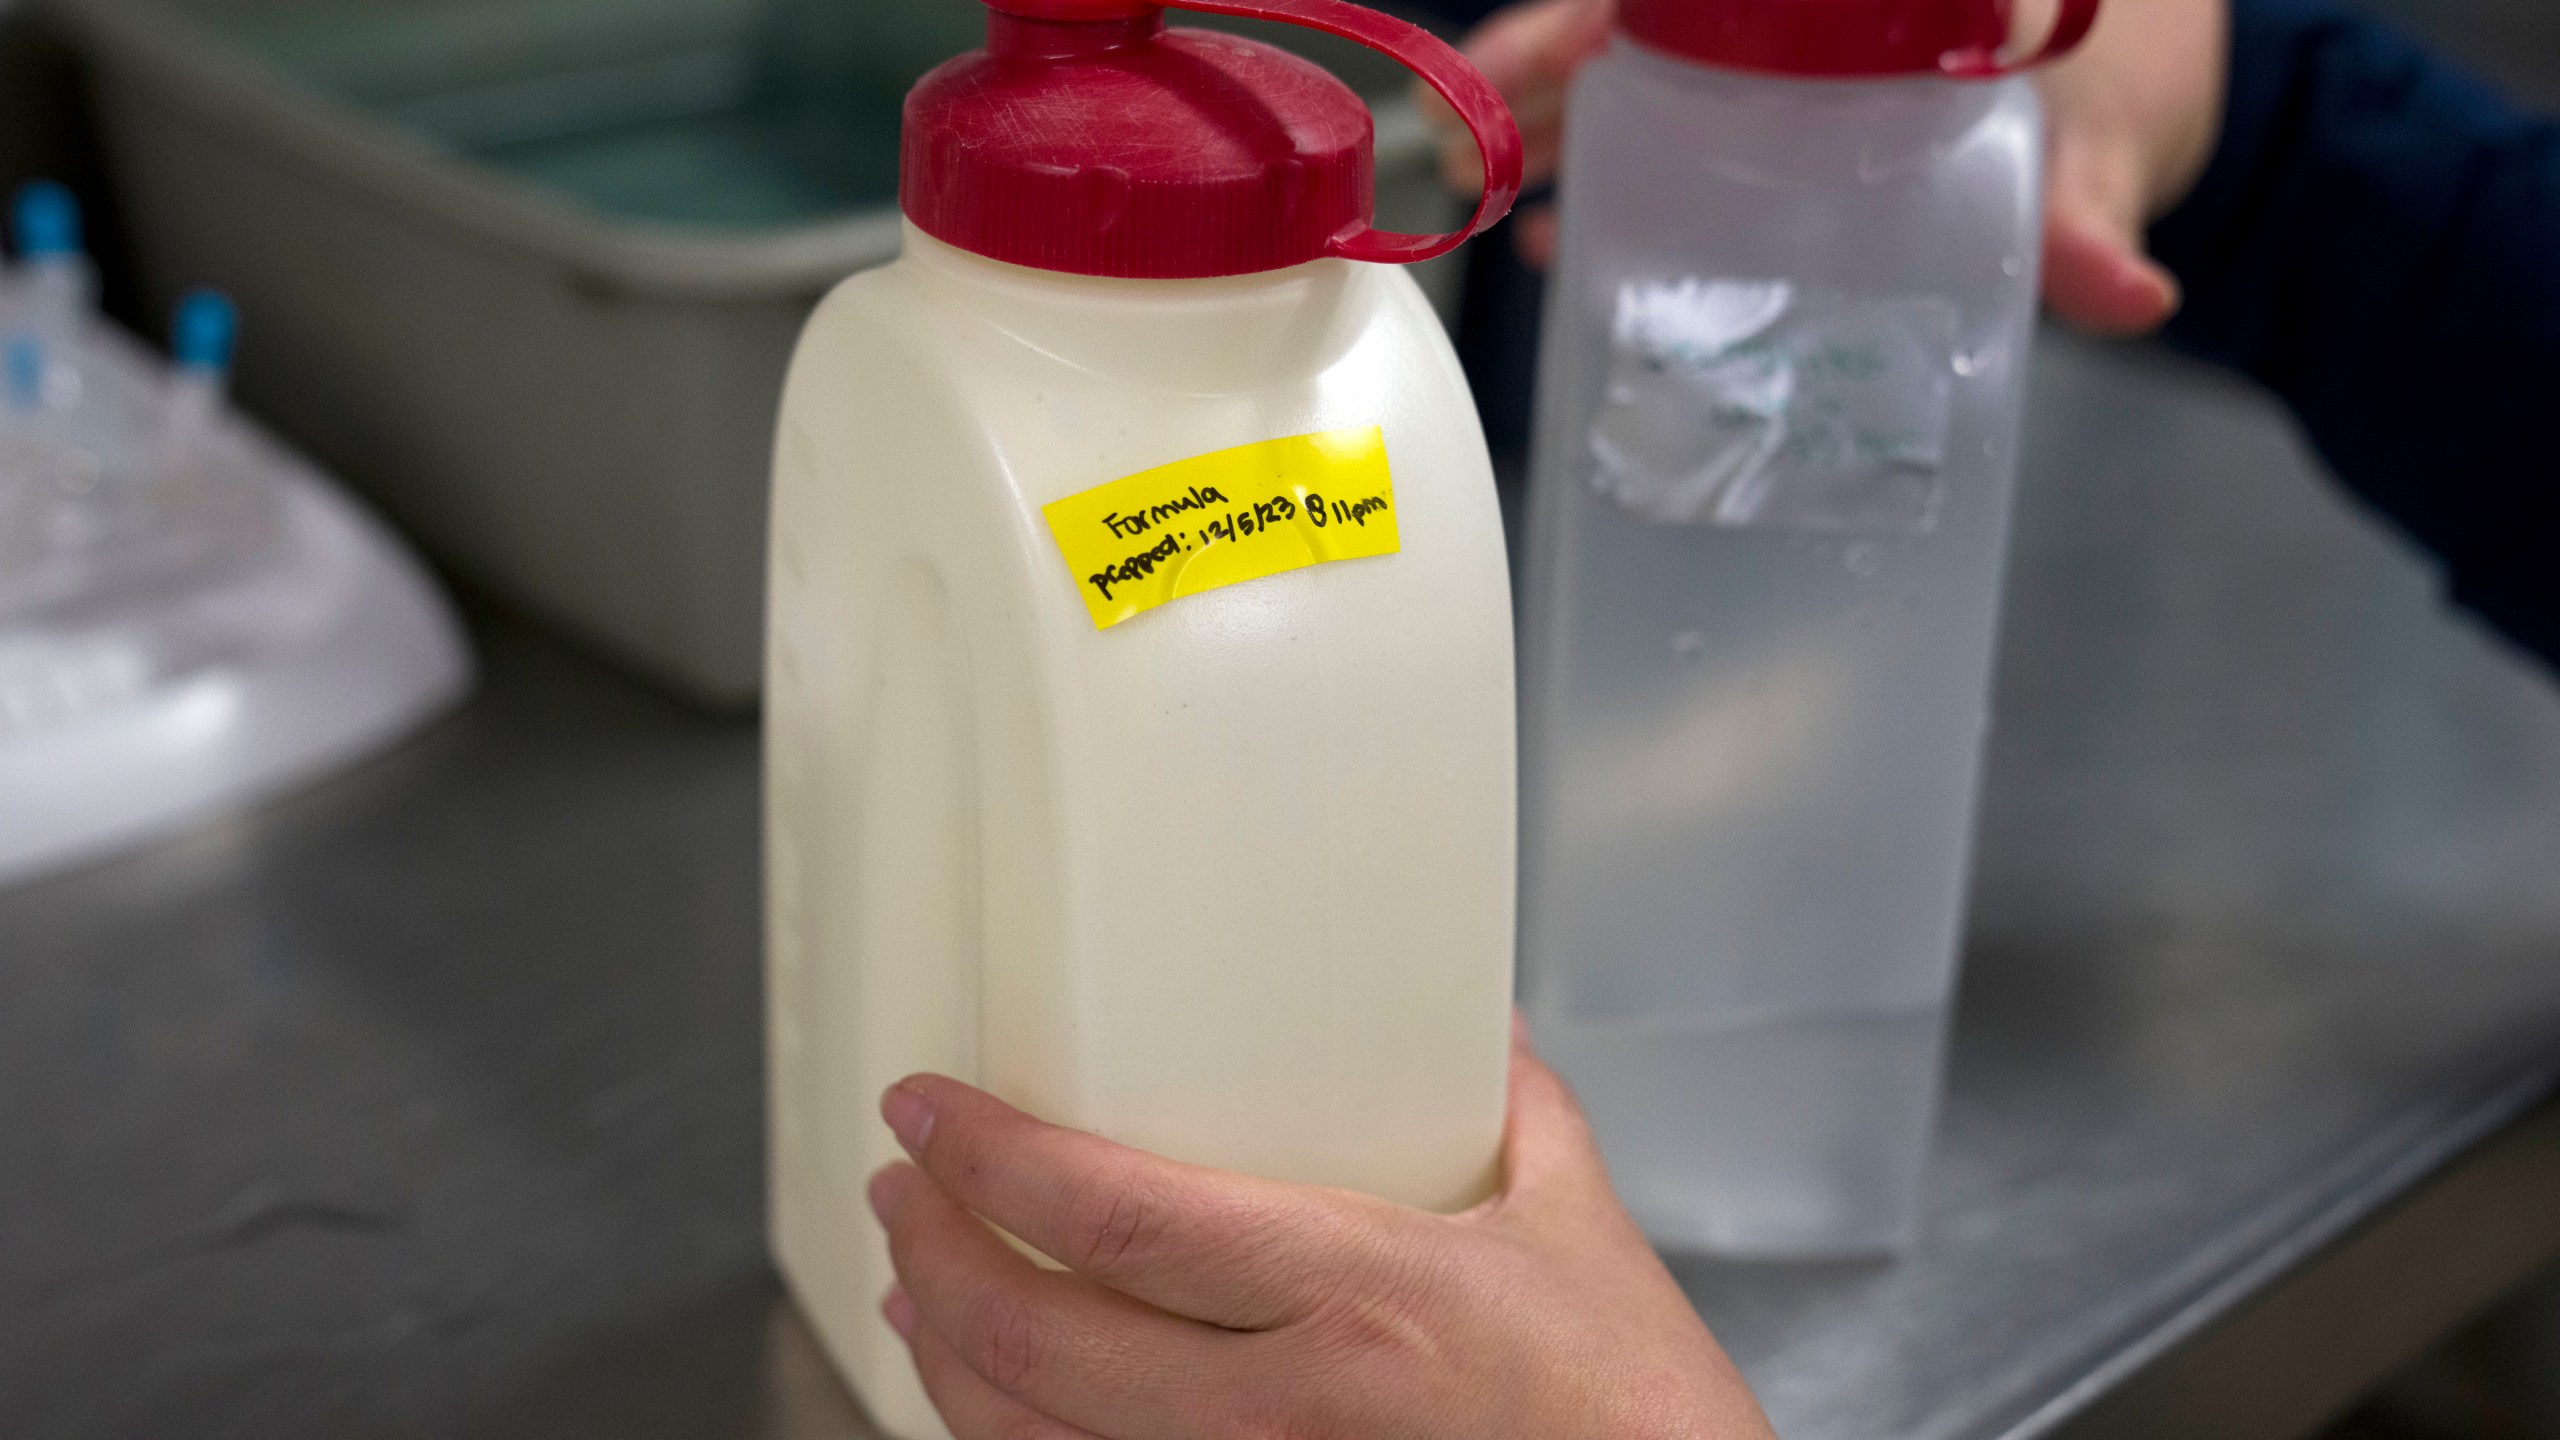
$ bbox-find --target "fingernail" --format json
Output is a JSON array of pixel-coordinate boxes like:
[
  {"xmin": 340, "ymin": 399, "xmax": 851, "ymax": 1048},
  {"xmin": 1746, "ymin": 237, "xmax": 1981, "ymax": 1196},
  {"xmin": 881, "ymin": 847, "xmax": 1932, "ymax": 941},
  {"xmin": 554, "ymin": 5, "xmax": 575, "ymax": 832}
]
[
  {"xmin": 882, "ymin": 1083, "xmax": 936, "ymax": 1154},
  {"xmin": 881, "ymin": 1286, "xmax": 917, "ymax": 1341},
  {"xmin": 868, "ymin": 1165, "xmax": 909, "ymax": 1227}
]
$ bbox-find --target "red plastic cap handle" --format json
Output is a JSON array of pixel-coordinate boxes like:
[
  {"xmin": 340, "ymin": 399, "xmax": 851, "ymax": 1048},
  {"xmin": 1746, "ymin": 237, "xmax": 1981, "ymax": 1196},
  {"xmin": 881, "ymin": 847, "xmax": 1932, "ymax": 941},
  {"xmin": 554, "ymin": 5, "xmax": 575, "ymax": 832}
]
[
  {"xmin": 1151, "ymin": 0, "xmax": 1525, "ymax": 264},
  {"xmin": 1940, "ymin": 0, "xmax": 2102, "ymax": 76}
]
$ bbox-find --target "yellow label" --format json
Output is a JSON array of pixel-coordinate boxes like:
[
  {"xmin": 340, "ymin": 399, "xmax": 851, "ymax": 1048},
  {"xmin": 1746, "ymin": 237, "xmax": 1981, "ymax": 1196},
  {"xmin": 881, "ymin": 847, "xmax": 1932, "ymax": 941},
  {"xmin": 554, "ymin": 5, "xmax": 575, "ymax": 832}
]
[{"xmin": 1041, "ymin": 426, "xmax": 1401, "ymax": 630}]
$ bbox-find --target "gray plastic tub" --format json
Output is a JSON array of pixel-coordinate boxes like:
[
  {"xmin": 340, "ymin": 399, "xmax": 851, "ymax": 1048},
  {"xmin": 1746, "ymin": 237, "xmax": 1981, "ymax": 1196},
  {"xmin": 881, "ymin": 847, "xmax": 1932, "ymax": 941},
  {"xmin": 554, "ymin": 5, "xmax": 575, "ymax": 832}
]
[{"xmin": 41, "ymin": 0, "xmax": 1462, "ymax": 704}]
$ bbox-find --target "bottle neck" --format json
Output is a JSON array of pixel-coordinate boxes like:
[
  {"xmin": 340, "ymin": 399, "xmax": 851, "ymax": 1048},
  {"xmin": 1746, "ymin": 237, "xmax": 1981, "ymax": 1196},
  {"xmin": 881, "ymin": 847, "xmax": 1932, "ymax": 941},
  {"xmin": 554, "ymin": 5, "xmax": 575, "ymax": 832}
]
[{"xmin": 896, "ymin": 221, "xmax": 1380, "ymax": 394}]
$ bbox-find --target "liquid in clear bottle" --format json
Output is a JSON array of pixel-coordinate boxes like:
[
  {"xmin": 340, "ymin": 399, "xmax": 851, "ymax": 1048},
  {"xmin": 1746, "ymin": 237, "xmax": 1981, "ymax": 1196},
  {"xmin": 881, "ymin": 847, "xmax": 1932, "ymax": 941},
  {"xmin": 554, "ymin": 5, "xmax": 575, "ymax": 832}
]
[{"xmin": 1518, "ymin": 0, "xmax": 2097, "ymax": 1255}]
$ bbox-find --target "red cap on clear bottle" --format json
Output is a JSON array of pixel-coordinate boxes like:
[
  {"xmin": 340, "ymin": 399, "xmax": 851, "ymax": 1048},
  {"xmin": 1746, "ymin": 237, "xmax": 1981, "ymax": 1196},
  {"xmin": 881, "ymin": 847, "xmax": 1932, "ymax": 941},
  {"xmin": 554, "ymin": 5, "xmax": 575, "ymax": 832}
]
[
  {"xmin": 1617, "ymin": 0, "xmax": 2101, "ymax": 80},
  {"xmin": 902, "ymin": 0, "xmax": 1523, "ymax": 279}
]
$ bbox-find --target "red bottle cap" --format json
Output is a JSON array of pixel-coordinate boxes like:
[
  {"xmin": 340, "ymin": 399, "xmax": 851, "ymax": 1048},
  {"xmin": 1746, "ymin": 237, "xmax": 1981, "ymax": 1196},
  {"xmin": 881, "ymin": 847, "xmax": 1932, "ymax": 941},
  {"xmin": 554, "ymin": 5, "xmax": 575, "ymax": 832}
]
[
  {"xmin": 903, "ymin": 0, "xmax": 1523, "ymax": 279},
  {"xmin": 1618, "ymin": 0, "xmax": 2101, "ymax": 79}
]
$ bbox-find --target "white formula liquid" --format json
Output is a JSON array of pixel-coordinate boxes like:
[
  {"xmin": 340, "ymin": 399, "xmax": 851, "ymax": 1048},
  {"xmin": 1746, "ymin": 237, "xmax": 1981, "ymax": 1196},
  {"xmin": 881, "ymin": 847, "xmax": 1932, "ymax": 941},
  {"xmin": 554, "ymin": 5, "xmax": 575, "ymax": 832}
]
[{"xmin": 767, "ymin": 225, "xmax": 1517, "ymax": 1440}]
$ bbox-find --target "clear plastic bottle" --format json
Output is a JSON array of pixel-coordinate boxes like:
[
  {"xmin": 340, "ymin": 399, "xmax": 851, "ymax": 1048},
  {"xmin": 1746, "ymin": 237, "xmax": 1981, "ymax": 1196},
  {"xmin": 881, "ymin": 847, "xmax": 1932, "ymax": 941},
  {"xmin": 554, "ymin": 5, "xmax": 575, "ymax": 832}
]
[
  {"xmin": 762, "ymin": 5, "xmax": 1521, "ymax": 1436},
  {"xmin": 0, "ymin": 199, "xmax": 472, "ymax": 884},
  {"xmin": 1518, "ymin": 0, "xmax": 2095, "ymax": 1255}
]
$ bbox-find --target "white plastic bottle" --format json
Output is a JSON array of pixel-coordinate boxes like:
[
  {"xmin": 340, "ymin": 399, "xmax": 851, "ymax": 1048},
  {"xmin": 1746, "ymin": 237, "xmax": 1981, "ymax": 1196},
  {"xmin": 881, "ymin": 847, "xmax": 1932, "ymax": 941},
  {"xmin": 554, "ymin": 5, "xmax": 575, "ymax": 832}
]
[
  {"xmin": 763, "ymin": 4, "xmax": 1521, "ymax": 1435},
  {"xmin": 1518, "ymin": 0, "xmax": 2096, "ymax": 1255}
]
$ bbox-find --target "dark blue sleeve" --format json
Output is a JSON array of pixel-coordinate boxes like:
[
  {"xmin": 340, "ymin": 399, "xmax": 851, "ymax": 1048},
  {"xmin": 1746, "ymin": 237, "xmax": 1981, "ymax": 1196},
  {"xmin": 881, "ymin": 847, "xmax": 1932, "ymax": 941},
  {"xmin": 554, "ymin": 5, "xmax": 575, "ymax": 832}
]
[{"xmin": 2150, "ymin": 0, "xmax": 2560, "ymax": 670}]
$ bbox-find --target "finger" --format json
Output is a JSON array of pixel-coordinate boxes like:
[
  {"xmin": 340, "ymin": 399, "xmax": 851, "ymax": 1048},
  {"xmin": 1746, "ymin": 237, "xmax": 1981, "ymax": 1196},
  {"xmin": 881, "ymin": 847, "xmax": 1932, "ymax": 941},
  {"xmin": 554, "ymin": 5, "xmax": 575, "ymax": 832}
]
[
  {"xmin": 896, "ymin": 1296, "xmax": 1113, "ymax": 1440},
  {"xmin": 1463, "ymin": 0, "xmax": 1615, "ymax": 97},
  {"xmin": 873, "ymin": 1162, "xmax": 1241, "ymax": 1440},
  {"xmin": 881, "ymin": 1075, "xmax": 1378, "ymax": 1329},
  {"xmin": 1433, "ymin": 0, "xmax": 1613, "ymax": 192},
  {"xmin": 1514, "ymin": 205, "xmax": 1560, "ymax": 269},
  {"xmin": 2042, "ymin": 205, "xmax": 2180, "ymax": 335},
  {"xmin": 2041, "ymin": 132, "xmax": 2181, "ymax": 335},
  {"xmin": 1473, "ymin": 1015, "xmax": 1630, "ymax": 1234}
]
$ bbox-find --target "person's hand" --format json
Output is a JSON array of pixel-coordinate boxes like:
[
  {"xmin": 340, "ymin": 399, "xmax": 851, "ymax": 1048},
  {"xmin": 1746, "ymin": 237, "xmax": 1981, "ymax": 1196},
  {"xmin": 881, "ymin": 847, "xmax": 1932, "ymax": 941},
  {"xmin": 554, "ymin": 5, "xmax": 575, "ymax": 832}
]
[
  {"xmin": 1417, "ymin": 0, "xmax": 2230, "ymax": 336},
  {"xmin": 2035, "ymin": 0, "xmax": 2228, "ymax": 333},
  {"xmin": 866, "ymin": 1020, "xmax": 1777, "ymax": 1439},
  {"xmin": 1421, "ymin": 0, "xmax": 1613, "ymax": 269}
]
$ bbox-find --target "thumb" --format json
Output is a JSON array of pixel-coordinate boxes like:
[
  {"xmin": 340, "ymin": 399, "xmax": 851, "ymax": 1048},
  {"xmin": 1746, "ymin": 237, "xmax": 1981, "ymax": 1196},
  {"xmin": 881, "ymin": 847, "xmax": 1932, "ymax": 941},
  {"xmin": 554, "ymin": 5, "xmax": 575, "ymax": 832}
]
[
  {"xmin": 1428, "ymin": 0, "xmax": 1613, "ymax": 193},
  {"xmin": 1479, "ymin": 1013, "xmax": 1633, "ymax": 1233},
  {"xmin": 2042, "ymin": 132, "xmax": 2183, "ymax": 336}
]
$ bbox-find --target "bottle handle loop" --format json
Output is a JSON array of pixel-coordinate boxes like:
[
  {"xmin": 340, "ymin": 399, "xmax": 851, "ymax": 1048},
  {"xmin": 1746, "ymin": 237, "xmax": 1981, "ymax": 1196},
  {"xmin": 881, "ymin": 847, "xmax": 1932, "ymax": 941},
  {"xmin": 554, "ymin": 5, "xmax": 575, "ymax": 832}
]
[
  {"xmin": 1939, "ymin": 0, "xmax": 2102, "ymax": 77},
  {"xmin": 1159, "ymin": 0, "xmax": 1525, "ymax": 264}
]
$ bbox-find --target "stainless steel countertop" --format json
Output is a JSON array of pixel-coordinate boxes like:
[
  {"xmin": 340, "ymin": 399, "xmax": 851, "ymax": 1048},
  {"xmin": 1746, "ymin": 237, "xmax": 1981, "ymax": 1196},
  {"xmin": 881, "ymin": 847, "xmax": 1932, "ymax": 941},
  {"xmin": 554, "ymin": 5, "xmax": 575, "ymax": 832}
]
[{"xmin": 4, "ymin": 331, "xmax": 2558, "ymax": 1439}]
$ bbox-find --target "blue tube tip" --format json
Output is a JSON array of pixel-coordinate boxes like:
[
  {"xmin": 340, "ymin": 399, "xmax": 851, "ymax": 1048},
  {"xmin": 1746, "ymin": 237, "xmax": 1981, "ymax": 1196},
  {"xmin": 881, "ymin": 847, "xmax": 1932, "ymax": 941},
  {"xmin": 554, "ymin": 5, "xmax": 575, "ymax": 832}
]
[
  {"xmin": 172, "ymin": 289, "xmax": 240, "ymax": 373},
  {"xmin": 5, "ymin": 338, "xmax": 42, "ymax": 407},
  {"xmin": 11, "ymin": 180, "xmax": 83, "ymax": 259}
]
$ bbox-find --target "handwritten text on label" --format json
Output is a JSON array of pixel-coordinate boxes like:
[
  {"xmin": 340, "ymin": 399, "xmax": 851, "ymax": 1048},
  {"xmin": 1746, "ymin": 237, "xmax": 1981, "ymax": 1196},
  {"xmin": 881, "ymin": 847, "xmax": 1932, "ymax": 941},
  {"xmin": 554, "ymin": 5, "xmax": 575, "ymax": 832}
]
[{"xmin": 1040, "ymin": 426, "xmax": 1400, "ymax": 630}]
